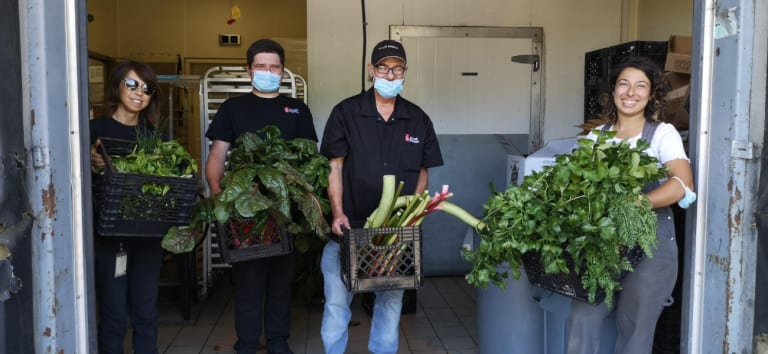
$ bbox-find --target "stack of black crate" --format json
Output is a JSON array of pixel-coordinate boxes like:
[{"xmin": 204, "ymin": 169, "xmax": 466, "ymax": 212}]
[{"xmin": 583, "ymin": 41, "xmax": 668, "ymax": 122}]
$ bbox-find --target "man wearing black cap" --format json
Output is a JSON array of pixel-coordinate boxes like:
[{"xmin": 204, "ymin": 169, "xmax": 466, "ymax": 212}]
[{"xmin": 318, "ymin": 39, "xmax": 443, "ymax": 354}]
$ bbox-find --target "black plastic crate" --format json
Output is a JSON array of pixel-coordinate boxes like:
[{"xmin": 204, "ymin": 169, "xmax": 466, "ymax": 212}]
[
  {"xmin": 215, "ymin": 218, "xmax": 293, "ymax": 263},
  {"xmin": 584, "ymin": 49, "xmax": 610, "ymax": 86},
  {"xmin": 522, "ymin": 247, "xmax": 644, "ymax": 304},
  {"xmin": 583, "ymin": 83, "xmax": 605, "ymax": 122},
  {"xmin": 614, "ymin": 41, "xmax": 668, "ymax": 69},
  {"xmin": 94, "ymin": 137, "xmax": 198, "ymax": 237},
  {"xmin": 584, "ymin": 41, "xmax": 668, "ymax": 82},
  {"xmin": 341, "ymin": 226, "xmax": 423, "ymax": 293}
]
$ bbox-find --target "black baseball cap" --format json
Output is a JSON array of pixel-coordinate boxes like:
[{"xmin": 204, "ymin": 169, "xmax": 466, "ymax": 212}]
[{"xmin": 371, "ymin": 40, "xmax": 407, "ymax": 65}]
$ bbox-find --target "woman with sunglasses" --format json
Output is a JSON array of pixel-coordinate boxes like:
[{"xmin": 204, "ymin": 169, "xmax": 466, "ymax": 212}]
[{"xmin": 89, "ymin": 60, "xmax": 165, "ymax": 354}]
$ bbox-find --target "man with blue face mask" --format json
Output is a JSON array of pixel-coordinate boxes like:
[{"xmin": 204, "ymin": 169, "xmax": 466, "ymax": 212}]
[
  {"xmin": 319, "ymin": 39, "xmax": 444, "ymax": 354},
  {"xmin": 205, "ymin": 39, "xmax": 317, "ymax": 354}
]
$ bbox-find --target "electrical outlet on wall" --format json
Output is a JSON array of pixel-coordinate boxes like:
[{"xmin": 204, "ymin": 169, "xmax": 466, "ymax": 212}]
[{"xmin": 219, "ymin": 34, "xmax": 241, "ymax": 46}]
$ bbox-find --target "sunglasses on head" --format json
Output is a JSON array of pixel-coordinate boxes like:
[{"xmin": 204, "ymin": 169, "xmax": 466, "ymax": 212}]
[{"xmin": 123, "ymin": 78, "xmax": 156, "ymax": 95}]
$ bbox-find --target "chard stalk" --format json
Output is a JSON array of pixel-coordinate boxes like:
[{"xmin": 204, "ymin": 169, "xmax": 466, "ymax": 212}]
[
  {"xmin": 383, "ymin": 243, "xmax": 409, "ymax": 275},
  {"xmin": 439, "ymin": 201, "xmax": 485, "ymax": 231},
  {"xmin": 367, "ymin": 175, "xmax": 397, "ymax": 228},
  {"xmin": 401, "ymin": 191, "xmax": 431, "ymax": 227},
  {"xmin": 391, "ymin": 194, "xmax": 421, "ymax": 227},
  {"xmin": 382, "ymin": 181, "xmax": 405, "ymax": 226},
  {"xmin": 365, "ymin": 196, "xmax": 410, "ymax": 227},
  {"xmin": 408, "ymin": 185, "xmax": 454, "ymax": 226}
]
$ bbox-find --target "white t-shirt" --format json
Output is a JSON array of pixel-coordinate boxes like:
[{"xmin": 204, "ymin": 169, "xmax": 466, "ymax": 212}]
[{"xmin": 585, "ymin": 122, "xmax": 690, "ymax": 167}]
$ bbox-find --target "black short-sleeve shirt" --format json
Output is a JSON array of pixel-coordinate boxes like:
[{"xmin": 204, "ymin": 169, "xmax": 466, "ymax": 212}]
[
  {"xmin": 90, "ymin": 116, "xmax": 162, "ymax": 145},
  {"xmin": 320, "ymin": 89, "xmax": 443, "ymax": 222},
  {"xmin": 206, "ymin": 93, "xmax": 318, "ymax": 143}
]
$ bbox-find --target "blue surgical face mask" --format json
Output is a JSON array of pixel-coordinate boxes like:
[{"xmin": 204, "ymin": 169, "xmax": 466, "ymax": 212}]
[
  {"xmin": 251, "ymin": 70, "xmax": 282, "ymax": 93},
  {"xmin": 373, "ymin": 77, "xmax": 404, "ymax": 99}
]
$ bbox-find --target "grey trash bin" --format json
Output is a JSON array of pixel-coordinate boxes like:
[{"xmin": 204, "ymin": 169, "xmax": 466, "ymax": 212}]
[
  {"xmin": 537, "ymin": 290, "xmax": 618, "ymax": 354},
  {"xmin": 477, "ymin": 272, "xmax": 619, "ymax": 354},
  {"xmin": 477, "ymin": 264, "xmax": 544, "ymax": 354}
]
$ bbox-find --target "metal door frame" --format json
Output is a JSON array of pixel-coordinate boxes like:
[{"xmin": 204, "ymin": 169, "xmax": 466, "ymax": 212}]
[{"xmin": 390, "ymin": 26, "xmax": 544, "ymax": 152}]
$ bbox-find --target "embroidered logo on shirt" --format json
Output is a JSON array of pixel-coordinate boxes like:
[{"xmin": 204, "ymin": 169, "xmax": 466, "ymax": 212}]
[
  {"xmin": 284, "ymin": 107, "xmax": 300, "ymax": 114},
  {"xmin": 404, "ymin": 133, "xmax": 420, "ymax": 144}
]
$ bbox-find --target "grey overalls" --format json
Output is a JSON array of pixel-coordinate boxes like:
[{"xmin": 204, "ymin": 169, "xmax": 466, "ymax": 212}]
[{"xmin": 565, "ymin": 121, "xmax": 679, "ymax": 354}]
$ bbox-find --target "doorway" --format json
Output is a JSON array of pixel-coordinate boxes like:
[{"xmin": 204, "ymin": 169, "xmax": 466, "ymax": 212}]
[{"xmin": 388, "ymin": 26, "xmax": 543, "ymax": 275}]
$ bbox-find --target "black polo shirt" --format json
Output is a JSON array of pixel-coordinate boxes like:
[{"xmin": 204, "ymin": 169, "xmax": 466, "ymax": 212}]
[{"xmin": 320, "ymin": 89, "xmax": 443, "ymax": 223}]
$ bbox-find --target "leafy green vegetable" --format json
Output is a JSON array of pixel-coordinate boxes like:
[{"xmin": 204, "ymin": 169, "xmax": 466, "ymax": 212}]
[
  {"xmin": 165, "ymin": 125, "xmax": 330, "ymax": 253},
  {"xmin": 212, "ymin": 127, "xmax": 331, "ymax": 242},
  {"xmin": 464, "ymin": 130, "xmax": 666, "ymax": 306},
  {"xmin": 165, "ymin": 125, "xmax": 330, "ymax": 305},
  {"xmin": 108, "ymin": 139, "xmax": 198, "ymax": 179},
  {"xmin": 98, "ymin": 133, "xmax": 198, "ymax": 221}
]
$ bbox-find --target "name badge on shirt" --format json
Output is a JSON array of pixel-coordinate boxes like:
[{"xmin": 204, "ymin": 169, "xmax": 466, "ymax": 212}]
[{"xmin": 115, "ymin": 251, "xmax": 127, "ymax": 278}]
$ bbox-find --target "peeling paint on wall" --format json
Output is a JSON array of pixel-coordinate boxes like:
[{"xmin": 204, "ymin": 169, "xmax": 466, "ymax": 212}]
[
  {"xmin": 707, "ymin": 253, "xmax": 730, "ymax": 273},
  {"xmin": 51, "ymin": 296, "xmax": 58, "ymax": 316},
  {"xmin": 41, "ymin": 182, "xmax": 56, "ymax": 218}
]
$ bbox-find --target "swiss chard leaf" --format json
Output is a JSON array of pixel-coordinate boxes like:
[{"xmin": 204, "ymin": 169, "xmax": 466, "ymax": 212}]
[{"xmin": 173, "ymin": 125, "xmax": 331, "ymax": 253}]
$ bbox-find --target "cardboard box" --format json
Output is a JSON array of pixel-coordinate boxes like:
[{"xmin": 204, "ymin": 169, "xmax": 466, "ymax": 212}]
[
  {"xmin": 664, "ymin": 35, "xmax": 692, "ymax": 74},
  {"xmin": 664, "ymin": 72, "xmax": 691, "ymax": 131},
  {"xmin": 506, "ymin": 138, "xmax": 580, "ymax": 186}
]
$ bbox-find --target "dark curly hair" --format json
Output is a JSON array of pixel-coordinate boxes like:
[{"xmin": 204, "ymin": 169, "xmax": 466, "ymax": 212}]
[
  {"xmin": 105, "ymin": 60, "xmax": 162, "ymax": 126},
  {"xmin": 599, "ymin": 56, "xmax": 670, "ymax": 123}
]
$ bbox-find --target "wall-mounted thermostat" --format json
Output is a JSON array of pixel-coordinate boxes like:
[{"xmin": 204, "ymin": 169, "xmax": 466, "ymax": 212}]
[{"xmin": 219, "ymin": 34, "xmax": 241, "ymax": 46}]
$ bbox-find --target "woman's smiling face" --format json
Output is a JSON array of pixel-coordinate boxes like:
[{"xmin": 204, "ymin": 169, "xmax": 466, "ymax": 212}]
[
  {"xmin": 613, "ymin": 67, "xmax": 651, "ymax": 119},
  {"xmin": 119, "ymin": 70, "xmax": 153, "ymax": 114}
]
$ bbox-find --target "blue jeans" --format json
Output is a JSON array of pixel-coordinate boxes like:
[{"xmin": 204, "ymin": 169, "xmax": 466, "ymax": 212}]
[{"xmin": 320, "ymin": 241, "xmax": 404, "ymax": 354}]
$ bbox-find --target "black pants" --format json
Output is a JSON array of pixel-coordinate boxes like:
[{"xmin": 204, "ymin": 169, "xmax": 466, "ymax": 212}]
[
  {"xmin": 232, "ymin": 252, "xmax": 296, "ymax": 354},
  {"xmin": 95, "ymin": 237, "xmax": 163, "ymax": 354}
]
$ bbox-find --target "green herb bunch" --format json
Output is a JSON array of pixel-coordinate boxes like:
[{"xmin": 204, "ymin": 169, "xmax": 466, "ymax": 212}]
[{"xmin": 464, "ymin": 130, "xmax": 666, "ymax": 306}]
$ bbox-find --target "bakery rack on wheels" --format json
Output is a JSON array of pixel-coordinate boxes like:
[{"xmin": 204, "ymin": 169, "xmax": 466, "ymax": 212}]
[{"xmin": 198, "ymin": 66, "xmax": 307, "ymax": 298}]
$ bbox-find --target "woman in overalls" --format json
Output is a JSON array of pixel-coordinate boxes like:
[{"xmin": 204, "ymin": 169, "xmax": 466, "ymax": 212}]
[{"xmin": 566, "ymin": 56, "xmax": 696, "ymax": 354}]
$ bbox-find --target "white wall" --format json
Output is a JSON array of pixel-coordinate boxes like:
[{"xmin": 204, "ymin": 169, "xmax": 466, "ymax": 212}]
[
  {"xmin": 636, "ymin": 0, "xmax": 693, "ymax": 40},
  {"xmin": 307, "ymin": 0, "xmax": 623, "ymax": 142}
]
